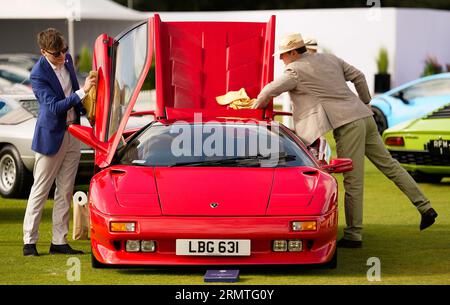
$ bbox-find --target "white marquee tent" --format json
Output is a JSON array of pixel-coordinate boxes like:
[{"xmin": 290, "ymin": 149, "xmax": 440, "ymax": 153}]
[
  {"xmin": 1, "ymin": 1, "xmax": 449, "ymax": 100},
  {"xmin": 0, "ymin": 0, "xmax": 147, "ymax": 56}
]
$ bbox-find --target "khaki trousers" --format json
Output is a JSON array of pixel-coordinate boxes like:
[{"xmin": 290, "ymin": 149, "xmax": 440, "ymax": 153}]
[
  {"xmin": 333, "ymin": 116, "xmax": 431, "ymax": 241},
  {"xmin": 23, "ymin": 131, "xmax": 81, "ymax": 245}
]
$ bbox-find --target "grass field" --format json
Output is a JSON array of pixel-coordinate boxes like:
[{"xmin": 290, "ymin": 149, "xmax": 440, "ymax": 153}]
[{"xmin": 1, "ymin": 136, "xmax": 449, "ymax": 285}]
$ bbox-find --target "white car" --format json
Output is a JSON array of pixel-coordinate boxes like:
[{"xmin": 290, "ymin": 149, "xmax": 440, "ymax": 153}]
[
  {"xmin": 0, "ymin": 53, "xmax": 39, "ymax": 71},
  {"xmin": 0, "ymin": 65, "xmax": 31, "ymax": 86},
  {"xmin": 0, "ymin": 77, "xmax": 32, "ymax": 94}
]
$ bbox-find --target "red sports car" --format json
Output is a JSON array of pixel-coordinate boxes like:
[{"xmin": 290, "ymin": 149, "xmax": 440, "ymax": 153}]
[{"xmin": 69, "ymin": 15, "xmax": 352, "ymax": 268}]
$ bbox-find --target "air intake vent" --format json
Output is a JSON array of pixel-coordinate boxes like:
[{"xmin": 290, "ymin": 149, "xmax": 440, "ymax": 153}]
[{"xmin": 426, "ymin": 103, "xmax": 450, "ymax": 119}]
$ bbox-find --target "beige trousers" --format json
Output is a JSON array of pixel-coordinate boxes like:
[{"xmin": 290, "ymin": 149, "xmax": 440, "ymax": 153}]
[
  {"xmin": 333, "ymin": 116, "xmax": 431, "ymax": 241},
  {"xmin": 23, "ymin": 131, "xmax": 81, "ymax": 245}
]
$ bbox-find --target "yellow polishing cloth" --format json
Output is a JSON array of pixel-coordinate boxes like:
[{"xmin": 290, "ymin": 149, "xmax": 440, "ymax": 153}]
[
  {"xmin": 83, "ymin": 71, "xmax": 98, "ymax": 126},
  {"xmin": 216, "ymin": 88, "xmax": 256, "ymax": 109}
]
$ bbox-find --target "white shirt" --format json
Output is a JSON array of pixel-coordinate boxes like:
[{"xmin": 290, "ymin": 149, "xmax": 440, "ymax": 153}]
[{"xmin": 45, "ymin": 57, "xmax": 85, "ymax": 124}]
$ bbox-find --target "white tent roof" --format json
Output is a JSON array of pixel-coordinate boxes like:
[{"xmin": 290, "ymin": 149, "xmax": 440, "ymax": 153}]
[{"xmin": 0, "ymin": 0, "xmax": 146, "ymax": 20}]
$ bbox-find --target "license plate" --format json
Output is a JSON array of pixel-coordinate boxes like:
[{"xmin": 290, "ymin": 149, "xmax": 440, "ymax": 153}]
[
  {"xmin": 427, "ymin": 139, "xmax": 450, "ymax": 156},
  {"xmin": 176, "ymin": 239, "xmax": 251, "ymax": 256}
]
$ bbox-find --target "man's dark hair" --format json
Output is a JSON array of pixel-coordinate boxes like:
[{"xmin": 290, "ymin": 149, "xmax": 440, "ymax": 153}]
[
  {"xmin": 294, "ymin": 46, "xmax": 308, "ymax": 54},
  {"xmin": 37, "ymin": 28, "xmax": 66, "ymax": 51}
]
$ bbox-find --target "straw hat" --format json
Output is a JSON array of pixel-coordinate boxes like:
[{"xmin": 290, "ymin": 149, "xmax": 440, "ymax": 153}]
[
  {"xmin": 273, "ymin": 33, "xmax": 305, "ymax": 56},
  {"xmin": 304, "ymin": 37, "xmax": 318, "ymax": 50}
]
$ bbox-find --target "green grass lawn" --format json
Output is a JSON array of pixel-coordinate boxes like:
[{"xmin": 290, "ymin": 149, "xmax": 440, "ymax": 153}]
[{"xmin": 1, "ymin": 135, "xmax": 449, "ymax": 284}]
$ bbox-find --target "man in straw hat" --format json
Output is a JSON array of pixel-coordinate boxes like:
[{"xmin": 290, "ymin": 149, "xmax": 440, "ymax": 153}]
[
  {"xmin": 252, "ymin": 33, "xmax": 438, "ymax": 248},
  {"xmin": 304, "ymin": 37, "xmax": 318, "ymax": 53}
]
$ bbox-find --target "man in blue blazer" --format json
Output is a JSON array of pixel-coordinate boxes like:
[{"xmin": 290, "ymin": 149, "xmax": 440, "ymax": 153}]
[{"xmin": 23, "ymin": 28, "xmax": 96, "ymax": 256}]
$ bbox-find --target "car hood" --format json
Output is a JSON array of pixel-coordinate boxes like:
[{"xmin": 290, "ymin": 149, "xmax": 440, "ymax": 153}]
[
  {"xmin": 154, "ymin": 167, "xmax": 274, "ymax": 216},
  {"xmin": 384, "ymin": 103, "xmax": 450, "ymax": 135},
  {"xmin": 401, "ymin": 118, "xmax": 450, "ymax": 134},
  {"xmin": 92, "ymin": 165, "xmax": 337, "ymax": 217},
  {"xmin": 154, "ymin": 166, "xmax": 335, "ymax": 216}
]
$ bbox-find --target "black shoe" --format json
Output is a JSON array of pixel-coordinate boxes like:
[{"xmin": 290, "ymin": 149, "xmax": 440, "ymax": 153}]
[
  {"xmin": 420, "ymin": 208, "xmax": 438, "ymax": 231},
  {"xmin": 337, "ymin": 238, "xmax": 362, "ymax": 248},
  {"xmin": 49, "ymin": 243, "xmax": 84, "ymax": 255},
  {"xmin": 23, "ymin": 244, "xmax": 39, "ymax": 256}
]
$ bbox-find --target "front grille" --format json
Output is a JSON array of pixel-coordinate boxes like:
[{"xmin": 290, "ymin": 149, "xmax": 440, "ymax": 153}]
[{"xmin": 389, "ymin": 150, "xmax": 450, "ymax": 166}]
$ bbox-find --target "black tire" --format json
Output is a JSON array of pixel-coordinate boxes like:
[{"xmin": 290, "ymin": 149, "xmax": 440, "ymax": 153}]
[
  {"xmin": 0, "ymin": 145, "xmax": 33, "ymax": 198},
  {"xmin": 372, "ymin": 106, "xmax": 388, "ymax": 134},
  {"xmin": 410, "ymin": 172, "xmax": 443, "ymax": 184},
  {"xmin": 91, "ymin": 251, "xmax": 107, "ymax": 269}
]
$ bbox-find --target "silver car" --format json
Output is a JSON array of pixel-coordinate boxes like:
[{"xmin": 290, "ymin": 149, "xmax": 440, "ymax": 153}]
[{"xmin": 0, "ymin": 94, "xmax": 94, "ymax": 198}]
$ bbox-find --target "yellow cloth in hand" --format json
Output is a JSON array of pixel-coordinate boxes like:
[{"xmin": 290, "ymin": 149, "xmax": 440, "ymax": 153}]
[
  {"xmin": 216, "ymin": 88, "xmax": 256, "ymax": 109},
  {"xmin": 83, "ymin": 71, "xmax": 98, "ymax": 126}
]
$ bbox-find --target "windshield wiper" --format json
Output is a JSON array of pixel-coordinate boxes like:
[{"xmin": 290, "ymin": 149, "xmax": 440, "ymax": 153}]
[
  {"xmin": 170, "ymin": 153, "xmax": 297, "ymax": 167},
  {"xmin": 170, "ymin": 155, "xmax": 271, "ymax": 167}
]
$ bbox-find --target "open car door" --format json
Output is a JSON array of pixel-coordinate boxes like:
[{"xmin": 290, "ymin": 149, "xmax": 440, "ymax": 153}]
[{"xmin": 69, "ymin": 18, "xmax": 154, "ymax": 168}]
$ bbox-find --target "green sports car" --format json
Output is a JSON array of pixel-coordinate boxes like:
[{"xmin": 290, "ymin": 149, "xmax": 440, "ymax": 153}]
[{"xmin": 383, "ymin": 103, "xmax": 450, "ymax": 183}]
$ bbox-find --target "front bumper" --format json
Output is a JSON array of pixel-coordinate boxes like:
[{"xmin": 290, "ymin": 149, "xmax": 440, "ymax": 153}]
[{"xmin": 90, "ymin": 206, "xmax": 338, "ymax": 266}]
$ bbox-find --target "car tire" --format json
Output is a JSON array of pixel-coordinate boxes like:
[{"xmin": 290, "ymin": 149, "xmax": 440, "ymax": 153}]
[
  {"xmin": 91, "ymin": 251, "xmax": 107, "ymax": 269},
  {"xmin": 410, "ymin": 172, "xmax": 443, "ymax": 183},
  {"xmin": 0, "ymin": 145, "xmax": 33, "ymax": 198},
  {"xmin": 372, "ymin": 106, "xmax": 388, "ymax": 134}
]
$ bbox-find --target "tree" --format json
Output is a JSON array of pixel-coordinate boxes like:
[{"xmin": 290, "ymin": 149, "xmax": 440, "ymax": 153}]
[{"xmin": 78, "ymin": 46, "xmax": 92, "ymax": 73}]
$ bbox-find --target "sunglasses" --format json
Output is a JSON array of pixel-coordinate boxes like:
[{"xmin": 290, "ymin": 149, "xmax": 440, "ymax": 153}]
[{"xmin": 45, "ymin": 46, "xmax": 69, "ymax": 57}]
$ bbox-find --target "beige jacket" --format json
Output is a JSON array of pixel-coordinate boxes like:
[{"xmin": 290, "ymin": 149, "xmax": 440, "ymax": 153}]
[{"xmin": 256, "ymin": 52, "xmax": 373, "ymax": 145}]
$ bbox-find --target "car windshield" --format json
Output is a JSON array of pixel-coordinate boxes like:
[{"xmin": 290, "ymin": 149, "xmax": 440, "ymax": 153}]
[
  {"xmin": 400, "ymin": 78, "xmax": 450, "ymax": 100},
  {"xmin": 117, "ymin": 123, "xmax": 316, "ymax": 168}
]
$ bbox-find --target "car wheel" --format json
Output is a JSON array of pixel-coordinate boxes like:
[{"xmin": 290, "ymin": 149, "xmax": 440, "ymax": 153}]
[
  {"xmin": 91, "ymin": 251, "xmax": 107, "ymax": 269},
  {"xmin": 0, "ymin": 145, "xmax": 33, "ymax": 198},
  {"xmin": 372, "ymin": 106, "xmax": 388, "ymax": 134},
  {"xmin": 410, "ymin": 172, "xmax": 443, "ymax": 183}
]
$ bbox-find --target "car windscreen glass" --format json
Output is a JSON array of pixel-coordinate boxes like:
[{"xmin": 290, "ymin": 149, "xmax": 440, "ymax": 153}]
[
  {"xmin": 118, "ymin": 123, "xmax": 316, "ymax": 168},
  {"xmin": 401, "ymin": 78, "xmax": 450, "ymax": 100},
  {"xmin": 107, "ymin": 23, "xmax": 148, "ymax": 143}
]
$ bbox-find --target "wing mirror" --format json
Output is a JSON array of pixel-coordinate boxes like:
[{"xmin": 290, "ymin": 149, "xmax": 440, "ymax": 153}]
[
  {"xmin": 322, "ymin": 158, "xmax": 353, "ymax": 173},
  {"xmin": 394, "ymin": 91, "xmax": 410, "ymax": 105},
  {"xmin": 67, "ymin": 124, "xmax": 108, "ymax": 154}
]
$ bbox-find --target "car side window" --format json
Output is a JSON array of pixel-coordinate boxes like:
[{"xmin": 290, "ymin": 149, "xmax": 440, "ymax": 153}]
[
  {"xmin": 108, "ymin": 23, "xmax": 148, "ymax": 142},
  {"xmin": 402, "ymin": 79, "xmax": 450, "ymax": 100}
]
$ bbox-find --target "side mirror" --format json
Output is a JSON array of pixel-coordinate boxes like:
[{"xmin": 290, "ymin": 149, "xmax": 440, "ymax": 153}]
[
  {"xmin": 68, "ymin": 124, "xmax": 108, "ymax": 154},
  {"xmin": 322, "ymin": 158, "xmax": 353, "ymax": 173},
  {"xmin": 130, "ymin": 110, "xmax": 155, "ymax": 117},
  {"xmin": 394, "ymin": 91, "xmax": 409, "ymax": 105}
]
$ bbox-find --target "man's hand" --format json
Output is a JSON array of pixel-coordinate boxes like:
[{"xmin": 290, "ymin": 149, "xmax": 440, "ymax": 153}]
[
  {"xmin": 251, "ymin": 98, "xmax": 266, "ymax": 109},
  {"xmin": 82, "ymin": 72, "xmax": 97, "ymax": 94}
]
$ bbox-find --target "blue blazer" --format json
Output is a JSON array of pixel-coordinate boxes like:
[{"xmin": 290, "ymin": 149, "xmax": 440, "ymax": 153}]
[{"xmin": 30, "ymin": 54, "xmax": 86, "ymax": 155}]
